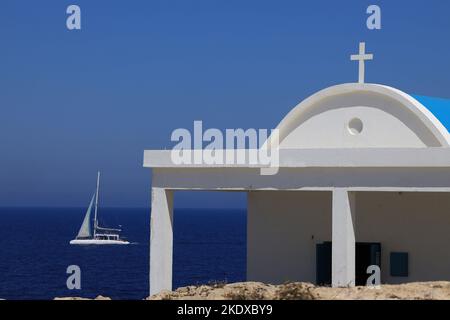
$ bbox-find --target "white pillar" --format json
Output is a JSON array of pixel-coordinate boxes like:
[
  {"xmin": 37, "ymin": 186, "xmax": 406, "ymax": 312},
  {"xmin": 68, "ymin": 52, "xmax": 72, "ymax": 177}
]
[
  {"xmin": 149, "ymin": 187, "xmax": 174, "ymax": 296},
  {"xmin": 332, "ymin": 189, "xmax": 356, "ymax": 287}
]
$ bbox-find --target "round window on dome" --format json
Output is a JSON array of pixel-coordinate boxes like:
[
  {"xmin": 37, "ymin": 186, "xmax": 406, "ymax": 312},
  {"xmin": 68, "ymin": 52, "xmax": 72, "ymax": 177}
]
[{"xmin": 347, "ymin": 118, "xmax": 363, "ymax": 135}]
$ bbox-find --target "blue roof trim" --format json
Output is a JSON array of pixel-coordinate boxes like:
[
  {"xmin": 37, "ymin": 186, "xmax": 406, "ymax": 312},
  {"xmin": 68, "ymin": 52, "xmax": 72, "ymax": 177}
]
[{"xmin": 413, "ymin": 95, "xmax": 450, "ymax": 132}]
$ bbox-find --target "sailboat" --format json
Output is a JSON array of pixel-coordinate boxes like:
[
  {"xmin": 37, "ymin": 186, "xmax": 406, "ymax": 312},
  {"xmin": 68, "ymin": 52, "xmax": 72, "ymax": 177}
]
[{"xmin": 70, "ymin": 172, "xmax": 130, "ymax": 245}]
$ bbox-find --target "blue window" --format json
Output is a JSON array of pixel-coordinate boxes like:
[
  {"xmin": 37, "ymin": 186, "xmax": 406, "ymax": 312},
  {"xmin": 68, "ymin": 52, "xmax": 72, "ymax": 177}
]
[{"xmin": 390, "ymin": 252, "xmax": 409, "ymax": 277}]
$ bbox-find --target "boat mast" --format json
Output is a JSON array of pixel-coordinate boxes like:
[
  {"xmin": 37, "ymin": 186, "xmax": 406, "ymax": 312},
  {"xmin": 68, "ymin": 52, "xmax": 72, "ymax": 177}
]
[{"xmin": 93, "ymin": 171, "xmax": 100, "ymax": 238}]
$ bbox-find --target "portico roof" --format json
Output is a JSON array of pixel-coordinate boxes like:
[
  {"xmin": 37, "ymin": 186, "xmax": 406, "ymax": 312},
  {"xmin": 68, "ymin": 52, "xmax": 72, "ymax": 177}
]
[{"xmin": 144, "ymin": 148, "xmax": 450, "ymax": 168}]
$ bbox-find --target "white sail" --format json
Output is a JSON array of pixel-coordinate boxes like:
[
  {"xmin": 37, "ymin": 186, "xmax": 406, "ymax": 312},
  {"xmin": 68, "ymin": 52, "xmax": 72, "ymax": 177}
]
[
  {"xmin": 93, "ymin": 171, "xmax": 100, "ymax": 236},
  {"xmin": 76, "ymin": 193, "xmax": 96, "ymax": 238}
]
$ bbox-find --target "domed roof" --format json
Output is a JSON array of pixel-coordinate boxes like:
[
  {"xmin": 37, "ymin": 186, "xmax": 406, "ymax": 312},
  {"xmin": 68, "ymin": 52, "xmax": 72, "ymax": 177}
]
[
  {"xmin": 273, "ymin": 83, "xmax": 450, "ymax": 149},
  {"xmin": 413, "ymin": 95, "xmax": 450, "ymax": 134}
]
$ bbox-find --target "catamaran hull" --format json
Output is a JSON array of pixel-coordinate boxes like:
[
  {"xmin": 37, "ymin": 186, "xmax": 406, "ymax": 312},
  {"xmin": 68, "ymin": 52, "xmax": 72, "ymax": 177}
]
[{"xmin": 69, "ymin": 239, "xmax": 130, "ymax": 245}]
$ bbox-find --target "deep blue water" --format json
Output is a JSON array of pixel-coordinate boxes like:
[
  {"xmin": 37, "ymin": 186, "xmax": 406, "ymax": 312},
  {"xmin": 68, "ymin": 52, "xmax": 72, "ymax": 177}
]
[{"xmin": 0, "ymin": 208, "xmax": 246, "ymax": 300}]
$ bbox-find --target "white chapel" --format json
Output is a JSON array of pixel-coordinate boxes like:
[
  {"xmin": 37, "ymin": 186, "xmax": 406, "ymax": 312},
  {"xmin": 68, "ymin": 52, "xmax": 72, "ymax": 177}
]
[{"xmin": 144, "ymin": 42, "xmax": 450, "ymax": 295}]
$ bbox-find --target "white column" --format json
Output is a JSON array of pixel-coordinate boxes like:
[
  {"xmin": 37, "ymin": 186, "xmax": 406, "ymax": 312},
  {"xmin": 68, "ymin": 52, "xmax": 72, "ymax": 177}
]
[
  {"xmin": 332, "ymin": 189, "xmax": 356, "ymax": 287},
  {"xmin": 149, "ymin": 187, "xmax": 174, "ymax": 296}
]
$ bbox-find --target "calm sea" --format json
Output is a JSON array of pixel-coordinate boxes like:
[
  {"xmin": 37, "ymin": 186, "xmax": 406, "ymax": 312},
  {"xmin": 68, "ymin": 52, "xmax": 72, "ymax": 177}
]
[{"xmin": 0, "ymin": 207, "xmax": 246, "ymax": 300}]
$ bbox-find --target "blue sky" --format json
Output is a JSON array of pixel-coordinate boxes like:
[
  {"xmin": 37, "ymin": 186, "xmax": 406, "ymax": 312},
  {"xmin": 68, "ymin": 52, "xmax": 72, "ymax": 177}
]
[{"xmin": 1, "ymin": 0, "xmax": 450, "ymax": 208}]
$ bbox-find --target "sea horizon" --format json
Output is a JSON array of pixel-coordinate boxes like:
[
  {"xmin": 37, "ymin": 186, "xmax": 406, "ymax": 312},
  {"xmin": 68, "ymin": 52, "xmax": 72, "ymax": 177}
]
[
  {"xmin": 0, "ymin": 206, "xmax": 246, "ymax": 210},
  {"xmin": 0, "ymin": 207, "xmax": 246, "ymax": 300}
]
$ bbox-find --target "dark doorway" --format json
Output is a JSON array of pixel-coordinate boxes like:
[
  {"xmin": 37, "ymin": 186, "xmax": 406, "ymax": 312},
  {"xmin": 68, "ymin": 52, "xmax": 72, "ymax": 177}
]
[
  {"xmin": 316, "ymin": 242, "xmax": 332, "ymax": 285},
  {"xmin": 355, "ymin": 242, "xmax": 381, "ymax": 285},
  {"xmin": 316, "ymin": 242, "xmax": 381, "ymax": 286}
]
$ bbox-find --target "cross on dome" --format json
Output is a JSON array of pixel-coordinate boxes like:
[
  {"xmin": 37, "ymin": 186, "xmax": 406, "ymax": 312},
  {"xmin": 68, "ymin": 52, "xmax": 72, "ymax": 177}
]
[{"xmin": 350, "ymin": 42, "xmax": 373, "ymax": 84}]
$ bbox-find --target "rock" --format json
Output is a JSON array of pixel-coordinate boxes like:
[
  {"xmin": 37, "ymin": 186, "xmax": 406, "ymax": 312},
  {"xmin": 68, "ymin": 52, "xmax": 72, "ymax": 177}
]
[
  {"xmin": 148, "ymin": 281, "xmax": 450, "ymax": 300},
  {"xmin": 54, "ymin": 295, "xmax": 111, "ymax": 300},
  {"xmin": 54, "ymin": 297, "xmax": 92, "ymax": 300},
  {"xmin": 53, "ymin": 281, "xmax": 450, "ymax": 300}
]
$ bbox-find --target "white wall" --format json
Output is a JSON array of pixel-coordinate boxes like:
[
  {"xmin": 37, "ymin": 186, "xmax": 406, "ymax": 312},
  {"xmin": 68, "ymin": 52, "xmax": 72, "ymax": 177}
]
[
  {"xmin": 248, "ymin": 190, "xmax": 450, "ymax": 285},
  {"xmin": 279, "ymin": 91, "xmax": 446, "ymax": 148},
  {"xmin": 247, "ymin": 191, "xmax": 332, "ymax": 284},
  {"xmin": 356, "ymin": 192, "xmax": 450, "ymax": 284}
]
